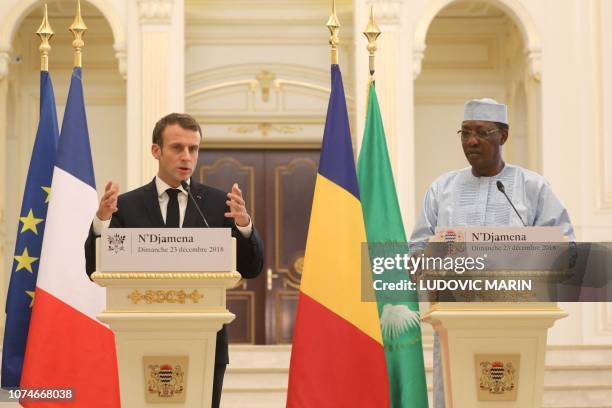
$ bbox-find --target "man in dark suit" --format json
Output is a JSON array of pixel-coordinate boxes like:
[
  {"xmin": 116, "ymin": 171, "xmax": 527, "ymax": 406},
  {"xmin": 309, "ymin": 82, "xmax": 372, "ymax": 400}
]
[{"xmin": 84, "ymin": 112, "xmax": 264, "ymax": 408}]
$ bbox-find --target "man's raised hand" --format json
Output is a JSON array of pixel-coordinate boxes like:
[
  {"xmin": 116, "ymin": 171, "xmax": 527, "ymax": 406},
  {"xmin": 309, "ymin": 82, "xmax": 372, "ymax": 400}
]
[
  {"xmin": 96, "ymin": 181, "xmax": 119, "ymax": 221},
  {"xmin": 225, "ymin": 183, "xmax": 250, "ymax": 227}
]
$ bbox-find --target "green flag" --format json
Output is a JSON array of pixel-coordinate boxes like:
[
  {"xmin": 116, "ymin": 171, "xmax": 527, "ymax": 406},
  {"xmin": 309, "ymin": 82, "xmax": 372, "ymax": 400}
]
[{"xmin": 357, "ymin": 81, "xmax": 429, "ymax": 408}]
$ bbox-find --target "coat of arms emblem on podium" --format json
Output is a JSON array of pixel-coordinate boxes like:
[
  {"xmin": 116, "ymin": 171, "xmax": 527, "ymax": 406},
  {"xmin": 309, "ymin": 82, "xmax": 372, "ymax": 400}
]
[{"xmin": 144, "ymin": 356, "xmax": 189, "ymax": 403}]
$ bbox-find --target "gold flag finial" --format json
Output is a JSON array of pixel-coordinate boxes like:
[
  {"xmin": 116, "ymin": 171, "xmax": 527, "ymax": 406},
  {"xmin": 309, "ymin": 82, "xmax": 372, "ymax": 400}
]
[
  {"xmin": 363, "ymin": 4, "xmax": 381, "ymax": 76},
  {"xmin": 326, "ymin": 0, "xmax": 341, "ymax": 65},
  {"xmin": 69, "ymin": 0, "xmax": 87, "ymax": 68},
  {"xmin": 36, "ymin": 4, "xmax": 54, "ymax": 72}
]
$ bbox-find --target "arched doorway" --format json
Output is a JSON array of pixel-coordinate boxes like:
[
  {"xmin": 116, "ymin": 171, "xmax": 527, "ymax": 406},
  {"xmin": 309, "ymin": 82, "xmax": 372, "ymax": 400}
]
[{"xmin": 413, "ymin": 0, "xmax": 541, "ymax": 216}]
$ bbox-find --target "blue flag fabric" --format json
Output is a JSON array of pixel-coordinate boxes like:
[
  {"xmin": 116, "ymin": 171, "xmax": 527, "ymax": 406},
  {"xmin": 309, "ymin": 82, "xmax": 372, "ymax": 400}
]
[
  {"xmin": 56, "ymin": 67, "xmax": 95, "ymax": 189},
  {"xmin": 317, "ymin": 64, "xmax": 360, "ymax": 199},
  {"xmin": 1, "ymin": 71, "xmax": 59, "ymax": 388}
]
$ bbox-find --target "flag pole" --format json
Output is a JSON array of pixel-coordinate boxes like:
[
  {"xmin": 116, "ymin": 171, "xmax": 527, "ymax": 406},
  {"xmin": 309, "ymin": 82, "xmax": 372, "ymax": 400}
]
[
  {"xmin": 326, "ymin": 0, "xmax": 340, "ymax": 65},
  {"xmin": 363, "ymin": 5, "xmax": 381, "ymax": 78},
  {"xmin": 36, "ymin": 4, "xmax": 54, "ymax": 72},
  {"xmin": 69, "ymin": 0, "xmax": 87, "ymax": 68}
]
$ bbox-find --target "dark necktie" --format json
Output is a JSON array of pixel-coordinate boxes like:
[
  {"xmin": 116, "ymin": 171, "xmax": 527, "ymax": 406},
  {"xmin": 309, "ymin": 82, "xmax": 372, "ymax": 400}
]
[{"xmin": 166, "ymin": 188, "xmax": 181, "ymax": 227}]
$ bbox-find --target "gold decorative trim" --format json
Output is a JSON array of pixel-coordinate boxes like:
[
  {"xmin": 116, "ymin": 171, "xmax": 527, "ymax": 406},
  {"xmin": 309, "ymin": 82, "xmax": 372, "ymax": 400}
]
[
  {"xmin": 92, "ymin": 272, "xmax": 241, "ymax": 280},
  {"xmin": 229, "ymin": 123, "xmax": 303, "ymax": 137},
  {"xmin": 256, "ymin": 70, "xmax": 276, "ymax": 102},
  {"xmin": 128, "ymin": 289, "xmax": 203, "ymax": 304}
]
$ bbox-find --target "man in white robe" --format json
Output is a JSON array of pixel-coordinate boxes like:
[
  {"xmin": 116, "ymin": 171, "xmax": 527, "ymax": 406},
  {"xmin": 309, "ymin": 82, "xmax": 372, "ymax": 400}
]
[{"xmin": 411, "ymin": 98, "xmax": 575, "ymax": 407}]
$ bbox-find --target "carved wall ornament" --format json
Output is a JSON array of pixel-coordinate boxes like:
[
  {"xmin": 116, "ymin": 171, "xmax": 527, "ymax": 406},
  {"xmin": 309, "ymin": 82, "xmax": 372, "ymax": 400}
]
[
  {"xmin": 368, "ymin": 0, "xmax": 402, "ymax": 24},
  {"xmin": 114, "ymin": 43, "xmax": 127, "ymax": 79},
  {"xmin": 0, "ymin": 52, "xmax": 11, "ymax": 80},
  {"xmin": 138, "ymin": 0, "xmax": 174, "ymax": 24},
  {"xmin": 229, "ymin": 123, "xmax": 302, "ymax": 137},
  {"xmin": 256, "ymin": 70, "xmax": 276, "ymax": 102}
]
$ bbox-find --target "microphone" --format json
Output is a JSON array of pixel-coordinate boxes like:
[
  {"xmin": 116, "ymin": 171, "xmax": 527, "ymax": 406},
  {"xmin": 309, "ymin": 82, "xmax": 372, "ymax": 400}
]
[
  {"xmin": 181, "ymin": 180, "xmax": 210, "ymax": 228},
  {"xmin": 496, "ymin": 180, "xmax": 526, "ymax": 227}
]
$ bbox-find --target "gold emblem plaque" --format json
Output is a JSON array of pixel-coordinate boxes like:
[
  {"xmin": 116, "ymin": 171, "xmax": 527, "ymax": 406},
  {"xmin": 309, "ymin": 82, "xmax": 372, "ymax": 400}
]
[
  {"xmin": 475, "ymin": 354, "xmax": 519, "ymax": 401},
  {"xmin": 144, "ymin": 356, "xmax": 188, "ymax": 403}
]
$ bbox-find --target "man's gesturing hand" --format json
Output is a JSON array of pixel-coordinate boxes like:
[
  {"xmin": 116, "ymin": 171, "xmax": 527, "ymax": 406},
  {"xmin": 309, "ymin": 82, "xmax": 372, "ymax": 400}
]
[
  {"xmin": 96, "ymin": 181, "xmax": 119, "ymax": 221},
  {"xmin": 225, "ymin": 183, "xmax": 250, "ymax": 227}
]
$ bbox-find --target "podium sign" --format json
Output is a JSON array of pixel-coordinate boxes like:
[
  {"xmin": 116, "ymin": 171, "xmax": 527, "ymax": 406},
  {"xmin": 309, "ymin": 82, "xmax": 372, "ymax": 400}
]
[
  {"xmin": 430, "ymin": 226, "xmax": 570, "ymax": 271},
  {"xmin": 100, "ymin": 228, "xmax": 232, "ymax": 272},
  {"xmin": 433, "ymin": 226, "xmax": 566, "ymax": 242}
]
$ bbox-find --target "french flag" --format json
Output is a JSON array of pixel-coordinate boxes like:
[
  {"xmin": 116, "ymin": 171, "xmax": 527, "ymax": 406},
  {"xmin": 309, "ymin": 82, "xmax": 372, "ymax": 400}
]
[{"xmin": 20, "ymin": 67, "xmax": 120, "ymax": 407}]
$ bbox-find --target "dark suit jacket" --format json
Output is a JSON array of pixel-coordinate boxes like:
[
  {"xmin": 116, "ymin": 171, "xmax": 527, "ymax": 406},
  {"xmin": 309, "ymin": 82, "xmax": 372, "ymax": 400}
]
[{"xmin": 84, "ymin": 178, "xmax": 264, "ymax": 365}]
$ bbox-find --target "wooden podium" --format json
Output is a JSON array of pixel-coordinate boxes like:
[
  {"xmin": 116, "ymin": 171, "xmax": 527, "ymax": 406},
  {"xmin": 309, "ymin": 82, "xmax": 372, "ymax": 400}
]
[
  {"xmin": 421, "ymin": 227, "xmax": 570, "ymax": 407},
  {"xmin": 422, "ymin": 301, "xmax": 566, "ymax": 408},
  {"xmin": 91, "ymin": 230, "xmax": 240, "ymax": 407}
]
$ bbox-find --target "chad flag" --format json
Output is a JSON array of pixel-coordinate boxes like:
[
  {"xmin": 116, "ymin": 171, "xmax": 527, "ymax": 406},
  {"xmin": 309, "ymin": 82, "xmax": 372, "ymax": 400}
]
[{"xmin": 287, "ymin": 64, "xmax": 389, "ymax": 407}]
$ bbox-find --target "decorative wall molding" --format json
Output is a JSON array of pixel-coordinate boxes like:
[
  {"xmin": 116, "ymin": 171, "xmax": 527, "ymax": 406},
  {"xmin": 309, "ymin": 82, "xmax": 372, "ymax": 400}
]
[
  {"xmin": 114, "ymin": 43, "xmax": 127, "ymax": 80},
  {"xmin": 423, "ymin": 34, "xmax": 498, "ymax": 70},
  {"xmin": 184, "ymin": 0, "xmax": 352, "ymax": 25},
  {"xmin": 0, "ymin": 51, "xmax": 10, "ymax": 80},
  {"xmin": 526, "ymin": 48, "xmax": 542, "ymax": 81},
  {"xmin": 138, "ymin": 0, "xmax": 174, "ymax": 24},
  {"xmin": 603, "ymin": 303, "xmax": 612, "ymax": 332},
  {"xmin": 595, "ymin": 0, "xmax": 612, "ymax": 212},
  {"xmin": 186, "ymin": 35, "xmax": 347, "ymax": 47},
  {"xmin": 187, "ymin": 64, "xmax": 332, "ymax": 86},
  {"xmin": 185, "ymin": 64, "xmax": 353, "ymax": 120},
  {"xmin": 229, "ymin": 124, "xmax": 303, "ymax": 138},
  {"xmin": 412, "ymin": 45, "xmax": 425, "ymax": 79},
  {"xmin": 413, "ymin": 0, "xmax": 542, "ymax": 81},
  {"xmin": 368, "ymin": 0, "xmax": 402, "ymax": 24}
]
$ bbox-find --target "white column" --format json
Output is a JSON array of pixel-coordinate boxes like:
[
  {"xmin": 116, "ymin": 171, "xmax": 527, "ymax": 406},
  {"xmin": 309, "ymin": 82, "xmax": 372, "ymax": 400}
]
[
  {"xmin": 0, "ymin": 50, "xmax": 10, "ymax": 330},
  {"xmin": 127, "ymin": 0, "xmax": 185, "ymax": 188}
]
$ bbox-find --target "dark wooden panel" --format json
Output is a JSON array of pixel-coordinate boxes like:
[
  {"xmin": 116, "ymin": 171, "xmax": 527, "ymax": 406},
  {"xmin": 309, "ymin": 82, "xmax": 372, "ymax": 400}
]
[
  {"xmin": 226, "ymin": 292, "xmax": 255, "ymax": 344},
  {"xmin": 196, "ymin": 152, "xmax": 264, "ymax": 225},
  {"xmin": 196, "ymin": 151, "xmax": 266, "ymax": 344},
  {"xmin": 275, "ymin": 291, "xmax": 299, "ymax": 344},
  {"xmin": 196, "ymin": 149, "xmax": 319, "ymax": 345},
  {"xmin": 264, "ymin": 151, "xmax": 319, "ymax": 344}
]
